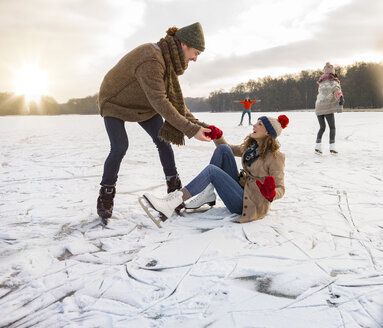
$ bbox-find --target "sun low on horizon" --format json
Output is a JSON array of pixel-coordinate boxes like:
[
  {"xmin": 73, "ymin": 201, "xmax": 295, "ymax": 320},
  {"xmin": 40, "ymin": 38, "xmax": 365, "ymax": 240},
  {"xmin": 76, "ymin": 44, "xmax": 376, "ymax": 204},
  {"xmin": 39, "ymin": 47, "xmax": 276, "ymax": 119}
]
[{"xmin": 14, "ymin": 64, "xmax": 49, "ymax": 103}]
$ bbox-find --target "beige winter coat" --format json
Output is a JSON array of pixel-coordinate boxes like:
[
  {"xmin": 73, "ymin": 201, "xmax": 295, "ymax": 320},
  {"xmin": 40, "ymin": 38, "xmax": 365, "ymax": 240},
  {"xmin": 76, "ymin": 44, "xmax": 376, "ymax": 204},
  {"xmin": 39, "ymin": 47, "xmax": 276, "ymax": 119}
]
[
  {"xmin": 98, "ymin": 43, "xmax": 204, "ymax": 139},
  {"xmin": 315, "ymin": 80, "xmax": 343, "ymax": 116},
  {"xmin": 214, "ymin": 138, "xmax": 285, "ymax": 223}
]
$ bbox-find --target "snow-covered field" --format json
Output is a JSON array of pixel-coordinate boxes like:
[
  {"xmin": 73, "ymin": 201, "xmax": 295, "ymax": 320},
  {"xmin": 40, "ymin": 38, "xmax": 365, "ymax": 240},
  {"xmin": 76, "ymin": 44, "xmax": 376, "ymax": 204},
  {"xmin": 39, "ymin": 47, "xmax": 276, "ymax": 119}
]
[{"xmin": 1, "ymin": 112, "xmax": 382, "ymax": 328}]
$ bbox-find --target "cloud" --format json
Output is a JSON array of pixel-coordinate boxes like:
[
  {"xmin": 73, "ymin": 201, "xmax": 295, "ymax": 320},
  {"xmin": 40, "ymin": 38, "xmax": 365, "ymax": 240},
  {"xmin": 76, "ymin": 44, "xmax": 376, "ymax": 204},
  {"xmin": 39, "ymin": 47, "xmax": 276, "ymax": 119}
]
[
  {"xmin": 0, "ymin": 0, "xmax": 382, "ymax": 101},
  {"xmin": 182, "ymin": 0, "xmax": 383, "ymax": 96}
]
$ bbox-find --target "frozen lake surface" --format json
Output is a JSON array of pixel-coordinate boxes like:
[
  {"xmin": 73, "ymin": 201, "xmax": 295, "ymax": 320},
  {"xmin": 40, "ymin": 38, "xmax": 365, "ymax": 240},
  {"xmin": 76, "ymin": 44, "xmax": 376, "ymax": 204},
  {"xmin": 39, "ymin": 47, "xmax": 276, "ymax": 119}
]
[{"xmin": 0, "ymin": 112, "xmax": 382, "ymax": 327}]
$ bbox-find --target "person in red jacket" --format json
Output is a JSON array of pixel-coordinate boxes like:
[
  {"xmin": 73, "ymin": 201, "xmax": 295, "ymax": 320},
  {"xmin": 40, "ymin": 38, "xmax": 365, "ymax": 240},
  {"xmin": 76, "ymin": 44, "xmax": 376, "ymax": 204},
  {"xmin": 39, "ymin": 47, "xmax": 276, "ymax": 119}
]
[{"xmin": 234, "ymin": 97, "xmax": 260, "ymax": 126}]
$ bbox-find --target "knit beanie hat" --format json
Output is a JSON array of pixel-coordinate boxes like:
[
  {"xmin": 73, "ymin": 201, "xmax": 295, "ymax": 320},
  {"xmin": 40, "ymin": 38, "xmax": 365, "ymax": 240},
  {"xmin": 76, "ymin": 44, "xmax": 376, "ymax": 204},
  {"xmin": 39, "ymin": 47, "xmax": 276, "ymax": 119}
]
[
  {"xmin": 258, "ymin": 115, "xmax": 289, "ymax": 138},
  {"xmin": 175, "ymin": 22, "xmax": 205, "ymax": 52},
  {"xmin": 324, "ymin": 62, "xmax": 335, "ymax": 74}
]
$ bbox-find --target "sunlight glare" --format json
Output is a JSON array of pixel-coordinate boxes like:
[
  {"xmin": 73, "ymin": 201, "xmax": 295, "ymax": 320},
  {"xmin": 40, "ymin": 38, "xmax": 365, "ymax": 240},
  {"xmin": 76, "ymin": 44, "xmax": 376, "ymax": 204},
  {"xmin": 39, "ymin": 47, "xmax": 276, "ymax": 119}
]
[{"xmin": 15, "ymin": 65, "xmax": 49, "ymax": 102}]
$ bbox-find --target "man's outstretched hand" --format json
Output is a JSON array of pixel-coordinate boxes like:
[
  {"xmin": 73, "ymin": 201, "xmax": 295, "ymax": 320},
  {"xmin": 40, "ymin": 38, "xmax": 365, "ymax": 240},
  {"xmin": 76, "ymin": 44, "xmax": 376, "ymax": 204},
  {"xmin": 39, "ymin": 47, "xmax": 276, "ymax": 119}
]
[{"xmin": 194, "ymin": 127, "xmax": 212, "ymax": 141}]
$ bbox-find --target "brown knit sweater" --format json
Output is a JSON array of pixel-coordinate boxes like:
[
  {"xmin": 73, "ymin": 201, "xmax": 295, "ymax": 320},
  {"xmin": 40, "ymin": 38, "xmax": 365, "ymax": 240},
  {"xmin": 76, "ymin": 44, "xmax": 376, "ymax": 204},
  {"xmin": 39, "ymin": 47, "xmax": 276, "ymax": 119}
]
[{"xmin": 98, "ymin": 43, "xmax": 206, "ymax": 139}]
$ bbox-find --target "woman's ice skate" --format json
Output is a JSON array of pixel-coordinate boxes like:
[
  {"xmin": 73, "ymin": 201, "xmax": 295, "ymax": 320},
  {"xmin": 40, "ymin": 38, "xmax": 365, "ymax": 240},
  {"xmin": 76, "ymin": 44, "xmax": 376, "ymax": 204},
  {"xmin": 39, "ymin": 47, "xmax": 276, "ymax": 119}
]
[
  {"xmin": 185, "ymin": 183, "xmax": 216, "ymax": 210},
  {"xmin": 139, "ymin": 190, "xmax": 183, "ymax": 228}
]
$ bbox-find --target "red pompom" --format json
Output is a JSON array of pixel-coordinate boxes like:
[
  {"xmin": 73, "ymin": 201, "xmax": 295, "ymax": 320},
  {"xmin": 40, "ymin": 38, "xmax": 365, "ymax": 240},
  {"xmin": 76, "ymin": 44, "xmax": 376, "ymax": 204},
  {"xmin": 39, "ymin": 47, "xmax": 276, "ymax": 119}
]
[{"xmin": 278, "ymin": 115, "xmax": 289, "ymax": 129}]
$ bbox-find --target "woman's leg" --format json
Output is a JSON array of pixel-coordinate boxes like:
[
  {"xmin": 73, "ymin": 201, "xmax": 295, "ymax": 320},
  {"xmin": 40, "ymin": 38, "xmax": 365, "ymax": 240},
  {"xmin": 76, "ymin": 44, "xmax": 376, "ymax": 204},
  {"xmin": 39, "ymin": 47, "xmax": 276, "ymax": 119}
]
[
  {"xmin": 209, "ymin": 144, "xmax": 239, "ymax": 181},
  {"xmin": 101, "ymin": 117, "xmax": 129, "ymax": 186},
  {"xmin": 138, "ymin": 114, "xmax": 178, "ymax": 178},
  {"xmin": 316, "ymin": 115, "xmax": 326, "ymax": 143},
  {"xmin": 325, "ymin": 114, "xmax": 336, "ymax": 144},
  {"xmin": 185, "ymin": 164, "xmax": 243, "ymax": 214}
]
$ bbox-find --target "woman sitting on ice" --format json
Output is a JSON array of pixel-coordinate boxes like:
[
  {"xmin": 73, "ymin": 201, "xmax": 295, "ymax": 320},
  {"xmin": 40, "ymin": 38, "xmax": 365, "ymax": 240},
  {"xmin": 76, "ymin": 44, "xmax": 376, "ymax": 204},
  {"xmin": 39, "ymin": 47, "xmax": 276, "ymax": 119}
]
[{"xmin": 141, "ymin": 115, "xmax": 289, "ymax": 226}]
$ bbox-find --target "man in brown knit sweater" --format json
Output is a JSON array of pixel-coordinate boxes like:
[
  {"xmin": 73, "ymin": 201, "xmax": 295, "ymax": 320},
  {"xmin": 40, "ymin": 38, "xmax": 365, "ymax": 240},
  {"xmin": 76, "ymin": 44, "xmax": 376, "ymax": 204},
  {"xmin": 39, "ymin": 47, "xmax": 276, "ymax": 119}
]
[{"xmin": 97, "ymin": 22, "xmax": 216, "ymax": 224}]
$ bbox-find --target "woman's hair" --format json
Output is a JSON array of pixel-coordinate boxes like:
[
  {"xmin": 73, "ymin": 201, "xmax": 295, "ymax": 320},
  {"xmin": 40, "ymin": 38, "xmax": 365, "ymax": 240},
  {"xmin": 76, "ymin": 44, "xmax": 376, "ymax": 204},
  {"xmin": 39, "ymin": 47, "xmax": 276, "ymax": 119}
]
[
  {"xmin": 242, "ymin": 135, "xmax": 280, "ymax": 159},
  {"xmin": 166, "ymin": 27, "xmax": 178, "ymax": 36}
]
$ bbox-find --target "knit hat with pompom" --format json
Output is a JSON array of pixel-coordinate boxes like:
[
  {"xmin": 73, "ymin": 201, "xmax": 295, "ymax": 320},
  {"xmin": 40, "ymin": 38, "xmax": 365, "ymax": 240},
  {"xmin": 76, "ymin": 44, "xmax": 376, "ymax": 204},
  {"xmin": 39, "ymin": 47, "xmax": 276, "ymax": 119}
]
[
  {"xmin": 258, "ymin": 115, "xmax": 289, "ymax": 138},
  {"xmin": 324, "ymin": 62, "xmax": 335, "ymax": 74}
]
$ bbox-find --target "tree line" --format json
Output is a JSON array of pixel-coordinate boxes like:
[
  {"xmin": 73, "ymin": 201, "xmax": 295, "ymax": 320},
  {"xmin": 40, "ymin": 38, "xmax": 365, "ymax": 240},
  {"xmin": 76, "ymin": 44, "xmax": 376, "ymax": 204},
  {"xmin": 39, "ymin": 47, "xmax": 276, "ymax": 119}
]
[
  {"xmin": 0, "ymin": 61, "xmax": 382, "ymax": 116},
  {"xmin": 205, "ymin": 62, "xmax": 383, "ymax": 112},
  {"xmin": 0, "ymin": 94, "xmax": 99, "ymax": 116}
]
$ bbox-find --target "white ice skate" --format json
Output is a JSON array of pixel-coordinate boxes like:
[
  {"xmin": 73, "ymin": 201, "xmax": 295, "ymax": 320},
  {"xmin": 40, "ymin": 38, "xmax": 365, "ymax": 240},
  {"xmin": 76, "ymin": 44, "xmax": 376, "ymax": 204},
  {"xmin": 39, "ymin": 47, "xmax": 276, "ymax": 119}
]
[
  {"xmin": 139, "ymin": 190, "xmax": 183, "ymax": 228},
  {"xmin": 330, "ymin": 143, "xmax": 338, "ymax": 154},
  {"xmin": 185, "ymin": 183, "xmax": 216, "ymax": 210},
  {"xmin": 315, "ymin": 143, "xmax": 322, "ymax": 154}
]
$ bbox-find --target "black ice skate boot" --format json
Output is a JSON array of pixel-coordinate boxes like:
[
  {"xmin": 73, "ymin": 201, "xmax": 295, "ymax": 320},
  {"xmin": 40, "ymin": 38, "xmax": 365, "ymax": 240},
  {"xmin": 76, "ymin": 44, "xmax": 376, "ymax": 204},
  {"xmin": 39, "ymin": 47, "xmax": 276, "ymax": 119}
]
[
  {"xmin": 97, "ymin": 186, "xmax": 116, "ymax": 225},
  {"xmin": 160, "ymin": 176, "xmax": 184, "ymax": 220},
  {"xmin": 167, "ymin": 176, "xmax": 182, "ymax": 194}
]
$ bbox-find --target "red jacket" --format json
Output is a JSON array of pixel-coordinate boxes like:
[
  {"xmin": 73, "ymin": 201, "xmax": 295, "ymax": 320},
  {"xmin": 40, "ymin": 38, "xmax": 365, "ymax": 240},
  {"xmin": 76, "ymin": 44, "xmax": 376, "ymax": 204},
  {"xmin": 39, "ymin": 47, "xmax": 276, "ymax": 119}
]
[{"xmin": 239, "ymin": 100, "xmax": 257, "ymax": 110}]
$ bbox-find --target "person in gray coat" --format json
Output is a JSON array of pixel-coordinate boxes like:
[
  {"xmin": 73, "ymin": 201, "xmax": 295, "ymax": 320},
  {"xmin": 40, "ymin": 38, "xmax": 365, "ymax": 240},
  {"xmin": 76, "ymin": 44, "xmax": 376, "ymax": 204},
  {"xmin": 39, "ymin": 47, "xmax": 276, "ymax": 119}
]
[{"xmin": 314, "ymin": 62, "xmax": 344, "ymax": 154}]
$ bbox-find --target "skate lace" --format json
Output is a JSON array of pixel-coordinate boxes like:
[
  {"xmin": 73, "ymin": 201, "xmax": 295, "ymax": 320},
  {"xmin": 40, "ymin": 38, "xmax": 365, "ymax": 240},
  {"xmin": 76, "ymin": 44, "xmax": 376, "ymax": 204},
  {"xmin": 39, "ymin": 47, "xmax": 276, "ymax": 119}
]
[
  {"xmin": 168, "ymin": 192, "xmax": 180, "ymax": 201},
  {"xmin": 190, "ymin": 191, "xmax": 206, "ymax": 204},
  {"xmin": 102, "ymin": 198, "xmax": 113, "ymax": 209}
]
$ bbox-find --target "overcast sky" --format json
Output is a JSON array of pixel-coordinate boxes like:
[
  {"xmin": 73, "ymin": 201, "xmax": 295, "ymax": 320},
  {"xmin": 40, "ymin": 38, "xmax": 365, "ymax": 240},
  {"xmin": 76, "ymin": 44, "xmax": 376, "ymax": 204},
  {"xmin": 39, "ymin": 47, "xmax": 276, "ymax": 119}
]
[{"xmin": 0, "ymin": 0, "xmax": 382, "ymax": 103}]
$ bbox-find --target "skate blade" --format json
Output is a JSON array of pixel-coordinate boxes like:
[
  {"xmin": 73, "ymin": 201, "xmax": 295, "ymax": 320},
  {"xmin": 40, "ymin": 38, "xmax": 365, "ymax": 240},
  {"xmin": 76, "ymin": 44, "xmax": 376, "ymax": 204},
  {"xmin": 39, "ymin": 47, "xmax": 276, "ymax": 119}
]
[
  {"xmin": 185, "ymin": 200, "xmax": 215, "ymax": 210},
  {"xmin": 138, "ymin": 196, "xmax": 162, "ymax": 228},
  {"xmin": 185, "ymin": 200, "xmax": 216, "ymax": 211}
]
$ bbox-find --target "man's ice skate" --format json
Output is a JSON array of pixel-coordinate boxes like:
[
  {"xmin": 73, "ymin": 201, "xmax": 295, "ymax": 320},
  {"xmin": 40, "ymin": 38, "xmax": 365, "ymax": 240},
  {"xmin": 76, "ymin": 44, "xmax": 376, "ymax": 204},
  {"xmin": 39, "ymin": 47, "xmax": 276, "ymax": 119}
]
[
  {"xmin": 138, "ymin": 190, "xmax": 183, "ymax": 228},
  {"xmin": 97, "ymin": 186, "xmax": 115, "ymax": 225},
  {"xmin": 185, "ymin": 183, "xmax": 216, "ymax": 210}
]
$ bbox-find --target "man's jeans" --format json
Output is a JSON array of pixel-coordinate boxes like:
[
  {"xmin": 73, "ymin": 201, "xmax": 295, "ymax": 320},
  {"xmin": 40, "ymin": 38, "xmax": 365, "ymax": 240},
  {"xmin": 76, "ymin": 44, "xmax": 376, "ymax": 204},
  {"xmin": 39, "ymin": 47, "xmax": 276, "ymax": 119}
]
[
  {"xmin": 185, "ymin": 144, "xmax": 244, "ymax": 214},
  {"xmin": 101, "ymin": 115, "xmax": 177, "ymax": 186}
]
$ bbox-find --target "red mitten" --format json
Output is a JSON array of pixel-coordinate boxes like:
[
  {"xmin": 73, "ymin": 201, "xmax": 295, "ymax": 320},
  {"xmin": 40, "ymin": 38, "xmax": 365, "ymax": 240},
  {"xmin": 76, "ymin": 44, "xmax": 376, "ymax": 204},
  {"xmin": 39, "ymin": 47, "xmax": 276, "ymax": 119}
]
[
  {"xmin": 256, "ymin": 176, "xmax": 276, "ymax": 201},
  {"xmin": 205, "ymin": 125, "xmax": 223, "ymax": 140}
]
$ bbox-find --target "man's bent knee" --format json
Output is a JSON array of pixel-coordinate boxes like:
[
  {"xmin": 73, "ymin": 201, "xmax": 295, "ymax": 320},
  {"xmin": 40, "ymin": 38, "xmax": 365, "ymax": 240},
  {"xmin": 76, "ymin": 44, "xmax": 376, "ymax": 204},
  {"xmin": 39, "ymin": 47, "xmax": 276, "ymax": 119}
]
[{"xmin": 111, "ymin": 144, "xmax": 128, "ymax": 158}]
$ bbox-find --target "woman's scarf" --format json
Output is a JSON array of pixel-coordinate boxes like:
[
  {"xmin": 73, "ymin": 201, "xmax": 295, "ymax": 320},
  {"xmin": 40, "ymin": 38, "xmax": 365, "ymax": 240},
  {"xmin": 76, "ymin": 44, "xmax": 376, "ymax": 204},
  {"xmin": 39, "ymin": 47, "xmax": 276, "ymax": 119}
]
[
  {"xmin": 318, "ymin": 73, "xmax": 340, "ymax": 84},
  {"xmin": 243, "ymin": 140, "xmax": 259, "ymax": 166}
]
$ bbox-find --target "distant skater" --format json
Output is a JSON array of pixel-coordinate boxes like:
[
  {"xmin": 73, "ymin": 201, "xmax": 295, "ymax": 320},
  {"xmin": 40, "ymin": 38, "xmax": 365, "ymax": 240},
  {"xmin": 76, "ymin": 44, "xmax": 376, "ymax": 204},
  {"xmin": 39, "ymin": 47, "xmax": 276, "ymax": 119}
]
[
  {"xmin": 314, "ymin": 62, "xmax": 344, "ymax": 154},
  {"xmin": 234, "ymin": 97, "xmax": 260, "ymax": 126}
]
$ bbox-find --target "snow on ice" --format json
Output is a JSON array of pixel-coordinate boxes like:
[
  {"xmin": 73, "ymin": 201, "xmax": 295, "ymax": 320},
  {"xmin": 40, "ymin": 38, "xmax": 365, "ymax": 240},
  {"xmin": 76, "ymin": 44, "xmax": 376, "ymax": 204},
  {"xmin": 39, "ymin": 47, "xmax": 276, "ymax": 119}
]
[{"xmin": 0, "ymin": 112, "xmax": 382, "ymax": 327}]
